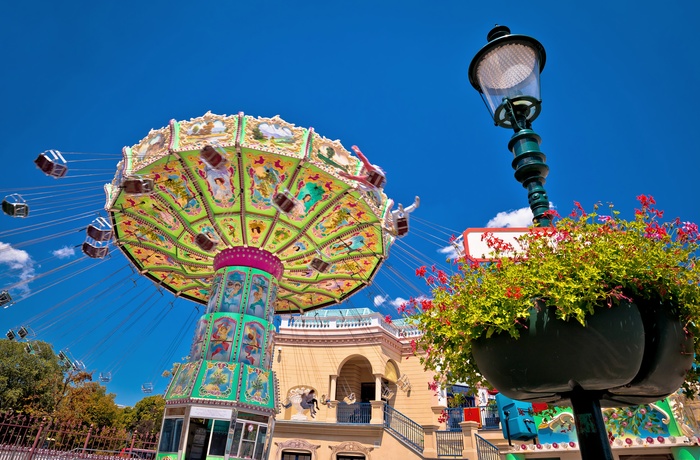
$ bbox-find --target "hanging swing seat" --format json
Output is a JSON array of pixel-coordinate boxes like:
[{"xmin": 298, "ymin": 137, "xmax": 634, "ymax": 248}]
[
  {"xmin": 86, "ymin": 217, "xmax": 114, "ymax": 242},
  {"xmin": 0, "ymin": 291, "xmax": 13, "ymax": 308},
  {"xmin": 6, "ymin": 329, "xmax": 15, "ymax": 341},
  {"xmin": 82, "ymin": 240, "xmax": 109, "ymax": 259},
  {"xmin": 194, "ymin": 233, "xmax": 217, "ymax": 252},
  {"xmin": 142, "ymin": 383, "xmax": 154, "ymax": 394},
  {"xmin": 309, "ymin": 257, "xmax": 330, "ymax": 273},
  {"xmin": 25, "ymin": 343, "xmax": 35, "ymax": 355},
  {"xmin": 122, "ymin": 176, "xmax": 154, "ymax": 195},
  {"xmin": 272, "ymin": 190, "xmax": 300, "ymax": 214},
  {"xmin": 34, "ymin": 150, "xmax": 68, "ymax": 178},
  {"xmin": 2, "ymin": 194, "xmax": 29, "ymax": 218},
  {"xmin": 381, "ymin": 383, "xmax": 395, "ymax": 400},
  {"xmin": 99, "ymin": 372, "xmax": 112, "ymax": 383},
  {"xmin": 200, "ymin": 145, "xmax": 226, "ymax": 169},
  {"xmin": 395, "ymin": 216, "xmax": 409, "ymax": 236},
  {"xmin": 17, "ymin": 326, "xmax": 29, "ymax": 339},
  {"xmin": 366, "ymin": 170, "xmax": 386, "ymax": 188}
]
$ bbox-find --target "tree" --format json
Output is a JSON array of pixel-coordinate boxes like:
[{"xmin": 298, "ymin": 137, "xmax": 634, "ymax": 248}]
[
  {"xmin": 130, "ymin": 395, "xmax": 165, "ymax": 435},
  {"xmin": 53, "ymin": 379, "xmax": 120, "ymax": 427},
  {"xmin": 0, "ymin": 340, "xmax": 63, "ymax": 413}
]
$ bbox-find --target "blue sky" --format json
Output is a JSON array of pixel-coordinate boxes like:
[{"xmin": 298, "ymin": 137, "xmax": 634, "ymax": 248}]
[{"xmin": 1, "ymin": 1, "xmax": 698, "ymax": 406}]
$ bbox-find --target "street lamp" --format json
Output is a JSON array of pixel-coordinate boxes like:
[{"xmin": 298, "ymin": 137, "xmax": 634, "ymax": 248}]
[
  {"xmin": 468, "ymin": 25, "xmax": 551, "ymax": 226},
  {"xmin": 468, "ymin": 26, "xmax": 619, "ymax": 460}
]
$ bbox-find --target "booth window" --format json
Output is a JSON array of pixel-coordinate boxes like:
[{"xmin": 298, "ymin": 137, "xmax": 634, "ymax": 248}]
[{"xmin": 159, "ymin": 418, "xmax": 183, "ymax": 453}]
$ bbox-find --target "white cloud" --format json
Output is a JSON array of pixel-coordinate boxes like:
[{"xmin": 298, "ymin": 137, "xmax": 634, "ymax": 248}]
[
  {"xmin": 0, "ymin": 241, "xmax": 34, "ymax": 295},
  {"xmin": 486, "ymin": 207, "xmax": 534, "ymax": 228},
  {"xmin": 389, "ymin": 297, "xmax": 408, "ymax": 308},
  {"xmin": 52, "ymin": 246, "xmax": 76, "ymax": 259},
  {"xmin": 438, "ymin": 234, "xmax": 464, "ymax": 260},
  {"xmin": 373, "ymin": 295, "xmax": 387, "ymax": 307}
]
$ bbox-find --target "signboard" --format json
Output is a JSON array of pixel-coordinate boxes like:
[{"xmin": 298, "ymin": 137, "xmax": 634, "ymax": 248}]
[
  {"xmin": 463, "ymin": 227, "xmax": 530, "ymax": 261},
  {"xmin": 190, "ymin": 406, "xmax": 234, "ymax": 419}
]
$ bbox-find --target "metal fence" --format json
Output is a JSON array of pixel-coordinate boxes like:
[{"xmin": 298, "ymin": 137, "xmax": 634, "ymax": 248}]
[
  {"xmin": 383, "ymin": 405, "xmax": 424, "ymax": 453},
  {"xmin": 0, "ymin": 412, "xmax": 157, "ymax": 460},
  {"xmin": 336, "ymin": 403, "xmax": 371, "ymax": 424},
  {"xmin": 435, "ymin": 430, "xmax": 462, "ymax": 457},
  {"xmin": 474, "ymin": 434, "xmax": 500, "ymax": 460}
]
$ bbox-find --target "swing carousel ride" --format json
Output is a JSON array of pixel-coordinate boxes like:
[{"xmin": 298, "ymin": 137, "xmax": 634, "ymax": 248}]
[{"xmin": 2, "ymin": 111, "xmax": 435, "ymax": 457}]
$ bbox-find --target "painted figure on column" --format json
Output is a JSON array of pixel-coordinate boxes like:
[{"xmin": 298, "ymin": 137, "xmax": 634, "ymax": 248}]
[
  {"xmin": 208, "ymin": 317, "xmax": 237, "ymax": 361},
  {"xmin": 247, "ymin": 275, "xmax": 269, "ymax": 317},
  {"xmin": 220, "ymin": 270, "xmax": 246, "ymax": 313}
]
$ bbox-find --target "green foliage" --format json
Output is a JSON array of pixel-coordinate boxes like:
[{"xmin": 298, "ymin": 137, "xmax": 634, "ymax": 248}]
[
  {"xmin": 411, "ymin": 197, "xmax": 700, "ymax": 395},
  {"xmin": 131, "ymin": 395, "xmax": 165, "ymax": 435},
  {"xmin": 447, "ymin": 392, "xmax": 469, "ymax": 408},
  {"xmin": 0, "ymin": 340, "xmax": 63, "ymax": 413}
]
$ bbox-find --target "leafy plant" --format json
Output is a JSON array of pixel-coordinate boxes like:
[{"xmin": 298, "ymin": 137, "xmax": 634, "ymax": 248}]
[{"xmin": 408, "ymin": 196, "xmax": 700, "ymax": 396}]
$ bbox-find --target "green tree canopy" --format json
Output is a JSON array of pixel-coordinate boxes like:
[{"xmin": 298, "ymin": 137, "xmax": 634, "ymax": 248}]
[{"xmin": 0, "ymin": 340, "xmax": 63, "ymax": 414}]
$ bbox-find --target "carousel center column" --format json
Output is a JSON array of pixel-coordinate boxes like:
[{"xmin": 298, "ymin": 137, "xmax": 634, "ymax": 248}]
[{"xmin": 157, "ymin": 247, "xmax": 282, "ymax": 460}]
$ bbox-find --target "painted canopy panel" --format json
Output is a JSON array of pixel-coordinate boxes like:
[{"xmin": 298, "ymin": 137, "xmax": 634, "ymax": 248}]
[{"xmin": 108, "ymin": 112, "xmax": 395, "ymax": 311}]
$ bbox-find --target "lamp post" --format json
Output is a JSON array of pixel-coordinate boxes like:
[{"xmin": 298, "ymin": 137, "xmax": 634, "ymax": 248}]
[
  {"xmin": 468, "ymin": 25, "xmax": 551, "ymax": 227},
  {"xmin": 468, "ymin": 26, "xmax": 615, "ymax": 460}
]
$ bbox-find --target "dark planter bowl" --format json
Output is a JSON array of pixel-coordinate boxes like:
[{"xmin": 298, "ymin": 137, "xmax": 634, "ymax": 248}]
[{"xmin": 471, "ymin": 300, "xmax": 693, "ymax": 406}]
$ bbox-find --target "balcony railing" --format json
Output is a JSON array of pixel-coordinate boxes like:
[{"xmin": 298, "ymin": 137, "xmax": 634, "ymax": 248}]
[
  {"xmin": 474, "ymin": 434, "xmax": 500, "ymax": 460},
  {"xmin": 435, "ymin": 430, "xmax": 462, "ymax": 457},
  {"xmin": 383, "ymin": 405, "xmax": 424, "ymax": 453},
  {"xmin": 280, "ymin": 312, "xmax": 421, "ymax": 338},
  {"xmin": 444, "ymin": 406, "xmax": 500, "ymax": 431},
  {"xmin": 336, "ymin": 402, "xmax": 371, "ymax": 424}
]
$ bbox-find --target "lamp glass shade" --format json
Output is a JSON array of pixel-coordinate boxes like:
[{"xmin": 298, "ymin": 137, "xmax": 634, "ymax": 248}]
[{"xmin": 475, "ymin": 41, "xmax": 542, "ymax": 121}]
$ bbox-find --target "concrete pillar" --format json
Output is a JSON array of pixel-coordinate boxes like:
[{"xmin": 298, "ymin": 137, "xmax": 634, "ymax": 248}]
[
  {"xmin": 374, "ymin": 373, "xmax": 383, "ymax": 401},
  {"xmin": 327, "ymin": 401, "xmax": 338, "ymax": 423},
  {"xmin": 370, "ymin": 400, "xmax": 385, "ymax": 425},
  {"xmin": 330, "ymin": 374, "xmax": 338, "ymax": 401},
  {"xmin": 459, "ymin": 420, "xmax": 479, "ymax": 460},
  {"xmin": 422, "ymin": 425, "xmax": 439, "ymax": 458}
]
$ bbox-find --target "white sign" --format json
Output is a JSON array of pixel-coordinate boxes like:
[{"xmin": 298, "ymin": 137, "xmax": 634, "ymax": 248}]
[
  {"xmin": 190, "ymin": 406, "xmax": 233, "ymax": 419},
  {"xmin": 463, "ymin": 227, "xmax": 530, "ymax": 261}
]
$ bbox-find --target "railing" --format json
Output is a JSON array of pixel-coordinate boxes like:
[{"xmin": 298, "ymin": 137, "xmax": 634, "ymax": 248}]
[
  {"xmin": 445, "ymin": 405, "xmax": 501, "ymax": 431},
  {"xmin": 435, "ymin": 431, "xmax": 462, "ymax": 457},
  {"xmin": 336, "ymin": 403, "xmax": 371, "ymax": 424},
  {"xmin": 281, "ymin": 313, "xmax": 421, "ymax": 338},
  {"xmin": 474, "ymin": 434, "xmax": 500, "ymax": 460},
  {"xmin": 0, "ymin": 411, "xmax": 157, "ymax": 460},
  {"xmin": 383, "ymin": 405, "xmax": 424, "ymax": 453}
]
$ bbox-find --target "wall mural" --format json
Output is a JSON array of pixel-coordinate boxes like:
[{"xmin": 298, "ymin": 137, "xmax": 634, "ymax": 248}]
[
  {"xmin": 166, "ymin": 362, "xmax": 200, "ymax": 399},
  {"xmin": 243, "ymin": 365, "xmax": 271, "ymax": 406},
  {"xmin": 198, "ymin": 362, "xmax": 238, "ymax": 398}
]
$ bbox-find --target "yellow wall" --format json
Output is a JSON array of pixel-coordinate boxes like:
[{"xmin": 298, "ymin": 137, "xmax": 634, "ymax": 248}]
[{"xmin": 270, "ymin": 313, "xmax": 442, "ymax": 459}]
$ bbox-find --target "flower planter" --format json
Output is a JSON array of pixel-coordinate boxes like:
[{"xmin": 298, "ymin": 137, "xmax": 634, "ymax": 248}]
[{"xmin": 471, "ymin": 300, "xmax": 693, "ymax": 406}]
